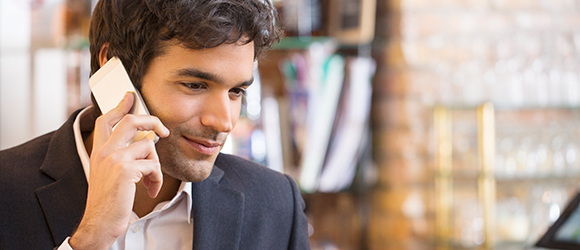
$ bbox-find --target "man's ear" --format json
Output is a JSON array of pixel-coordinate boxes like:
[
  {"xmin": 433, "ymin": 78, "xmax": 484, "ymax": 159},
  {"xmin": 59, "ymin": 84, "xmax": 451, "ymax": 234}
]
[{"xmin": 99, "ymin": 43, "xmax": 110, "ymax": 67}]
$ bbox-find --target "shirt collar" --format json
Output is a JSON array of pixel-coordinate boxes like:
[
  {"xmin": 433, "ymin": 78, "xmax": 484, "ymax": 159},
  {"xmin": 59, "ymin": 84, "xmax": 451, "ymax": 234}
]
[
  {"xmin": 72, "ymin": 107, "xmax": 193, "ymax": 221},
  {"xmin": 169, "ymin": 182, "xmax": 193, "ymax": 223},
  {"xmin": 73, "ymin": 106, "xmax": 93, "ymax": 182}
]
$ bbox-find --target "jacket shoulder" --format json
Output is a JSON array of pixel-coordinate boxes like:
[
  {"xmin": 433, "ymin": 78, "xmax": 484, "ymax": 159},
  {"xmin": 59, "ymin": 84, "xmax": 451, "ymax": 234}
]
[
  {"xmin": 214, "ymin": 153, "xmax": 301, "ymax": 217},
  {"xmin": 214, "ymin": 154, "xmax": 308, "ymax": 249},
  {"xmin": 0, "ymin": 132, "xmax": 54, "ymax": 178}
]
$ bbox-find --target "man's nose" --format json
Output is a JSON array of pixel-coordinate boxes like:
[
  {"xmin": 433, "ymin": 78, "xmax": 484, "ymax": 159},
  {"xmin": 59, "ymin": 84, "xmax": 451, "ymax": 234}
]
[{"xmin": 200, "ymin": 93, "xmax": 233, "ymax": 133}]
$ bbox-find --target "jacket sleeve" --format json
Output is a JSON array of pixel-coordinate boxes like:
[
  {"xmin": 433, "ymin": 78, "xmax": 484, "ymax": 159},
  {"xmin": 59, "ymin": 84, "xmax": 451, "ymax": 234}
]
[{"xmin": 285, "ymin": 175, "xmax": 311, "ymax": 250}]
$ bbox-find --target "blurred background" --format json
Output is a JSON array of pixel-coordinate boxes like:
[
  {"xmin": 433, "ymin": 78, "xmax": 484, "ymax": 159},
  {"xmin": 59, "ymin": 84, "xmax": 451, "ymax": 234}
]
[{"xmin": 1, "ymin": 0, "xmax": 580, "ymax": 249}]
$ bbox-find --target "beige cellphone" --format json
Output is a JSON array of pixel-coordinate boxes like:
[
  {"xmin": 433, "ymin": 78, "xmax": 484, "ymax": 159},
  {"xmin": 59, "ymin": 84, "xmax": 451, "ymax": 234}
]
[{"xmin": 89, "ymin": 57, "xmax": 159, "ymax": 144}]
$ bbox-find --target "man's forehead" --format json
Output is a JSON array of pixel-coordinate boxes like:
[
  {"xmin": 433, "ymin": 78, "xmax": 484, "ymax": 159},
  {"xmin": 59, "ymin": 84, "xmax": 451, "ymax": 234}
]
[{"xmin": 163, "ymin": 37, "xmax": 255, "ymax": 55}]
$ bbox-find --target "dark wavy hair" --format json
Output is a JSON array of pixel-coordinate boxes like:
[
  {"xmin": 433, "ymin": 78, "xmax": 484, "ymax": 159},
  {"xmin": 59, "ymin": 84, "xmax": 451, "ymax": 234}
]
[{"xmin": 89, "ymin": 0, "xmax": 282, "ymax": 90}]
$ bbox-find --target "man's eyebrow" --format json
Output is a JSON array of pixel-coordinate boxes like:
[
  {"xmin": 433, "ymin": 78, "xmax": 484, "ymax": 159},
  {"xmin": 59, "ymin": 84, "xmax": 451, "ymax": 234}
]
[
  {"xmin": 176, "ymin": 68, "xmax": 222, "ymax": 83},
  {"xmin": 239, "ymin": 78, "xmax": 254, "ymax": 87},
  {"xmin": 176, "ymin": 68, "xmax": 254, "ymax": 87}
]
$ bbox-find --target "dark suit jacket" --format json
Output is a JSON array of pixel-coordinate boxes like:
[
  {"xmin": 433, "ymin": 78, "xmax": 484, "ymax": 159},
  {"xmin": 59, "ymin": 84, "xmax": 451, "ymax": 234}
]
[{"xmin": 0, "ymin": 110, "xmax": 310, "ymax": 250}]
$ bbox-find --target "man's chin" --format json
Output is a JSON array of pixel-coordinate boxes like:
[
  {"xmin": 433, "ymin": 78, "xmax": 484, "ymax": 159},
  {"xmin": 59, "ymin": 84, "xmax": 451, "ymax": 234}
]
[
  {"xmin": 185, "ymin": 164, "xmax": 213, "ymax": 183},
  {"xmin": 156, "ymin": 137, "xmax": 220, "ymax": 182},
  {"xmin": 161, "ymin": 159, "xmax": 215, "ymax": 183}
]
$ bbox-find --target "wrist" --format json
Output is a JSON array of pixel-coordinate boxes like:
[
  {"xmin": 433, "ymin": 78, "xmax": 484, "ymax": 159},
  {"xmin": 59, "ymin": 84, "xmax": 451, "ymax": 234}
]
[{"xmin": 69, "ymin": 222, "xmax": 117, "ymax": 250}]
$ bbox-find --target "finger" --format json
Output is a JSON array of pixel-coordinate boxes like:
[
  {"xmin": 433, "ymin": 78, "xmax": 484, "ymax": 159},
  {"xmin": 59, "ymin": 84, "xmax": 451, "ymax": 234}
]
[
  {"xmin": 117, "ymin": 159, "xmax": 163, "ymax": 198},
  {"xmin": 104, "ymin": 114, "xmax": 169, "ymax": 149},
  {"xmin": 143, "ymin": 175, "xmax": 151, "ymax": 189},
  {"xmin": 147, "ymin": 176, "xmax": 162, "ymax": 198},
  {"xmin": 137, "ymin": 160, "xmax": 163, "ymax": 199},
  {"xmin": 142, "ymin": 175, "xmax": 162, "ymax": 198},
  {"xmin": 93, "ymin": 137, "xmax": 159, "ymax": 174},
  {"xmin": 92, "ymin": 92, "xmax": 136, "ymax": 150},
  {"xmin": 113, "ymin": 137, "xmax": 159, "ymax": 161},
  {"xmin": 119, "ymin": 139, "xmax": 161, "ymax": 197},
  {"xmin": 131, "ymin": 159, "xmax": 163, "ymax": 198},
  {"xmin": 110, "ymin": 140, "xmax": 162, "ymax": 196}
]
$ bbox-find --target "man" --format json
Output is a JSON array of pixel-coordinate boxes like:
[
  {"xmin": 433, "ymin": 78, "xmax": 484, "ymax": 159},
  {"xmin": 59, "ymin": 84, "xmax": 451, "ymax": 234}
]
[{"xmin": 0, "ymin": 0, "xmax": 310, "ymax": 249}]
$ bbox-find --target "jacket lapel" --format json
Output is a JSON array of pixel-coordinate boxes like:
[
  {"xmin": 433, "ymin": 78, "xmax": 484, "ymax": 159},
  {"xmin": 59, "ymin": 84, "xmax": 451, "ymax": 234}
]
[
  {"xmin": 35, "ymin": 110, "xmax": 88, "ymax": 245},
  {"xmin": 191, "ymin": 166, "xmax": 244, "ymax": 250}
]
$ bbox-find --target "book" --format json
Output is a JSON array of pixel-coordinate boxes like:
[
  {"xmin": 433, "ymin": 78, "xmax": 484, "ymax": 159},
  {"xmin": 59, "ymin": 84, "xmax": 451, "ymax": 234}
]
[{"xmin": 299, "ymin": 54, "xmax": 345, "ymax": 193}]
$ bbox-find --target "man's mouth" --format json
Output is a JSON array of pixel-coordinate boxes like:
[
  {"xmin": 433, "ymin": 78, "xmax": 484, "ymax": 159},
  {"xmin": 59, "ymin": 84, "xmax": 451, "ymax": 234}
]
[{"xmin": 183, "ymin": 136, "xmax": 221, "ymax": 156}]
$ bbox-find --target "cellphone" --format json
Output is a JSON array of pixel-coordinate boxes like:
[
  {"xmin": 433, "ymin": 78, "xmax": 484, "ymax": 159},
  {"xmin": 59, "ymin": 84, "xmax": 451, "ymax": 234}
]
[{"xmin": 89, "ymin": 57, "xmax": 159, "ymax": 144}]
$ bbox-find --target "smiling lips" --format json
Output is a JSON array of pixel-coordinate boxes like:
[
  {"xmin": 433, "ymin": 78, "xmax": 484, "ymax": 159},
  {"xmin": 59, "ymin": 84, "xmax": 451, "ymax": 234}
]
[{"xmin": 184, "ymin": 136, "xmax": 221, "ymax": 155}]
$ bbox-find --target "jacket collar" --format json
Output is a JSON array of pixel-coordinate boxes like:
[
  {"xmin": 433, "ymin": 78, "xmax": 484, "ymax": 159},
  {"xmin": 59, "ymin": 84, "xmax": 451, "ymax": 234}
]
[
  {"xmin": 191, "ymin": 157, "xmax": 244, "ymax": 250},
  {"xmin": 35, "ymin": 109, "xmax": 88, "ymax": 245}
]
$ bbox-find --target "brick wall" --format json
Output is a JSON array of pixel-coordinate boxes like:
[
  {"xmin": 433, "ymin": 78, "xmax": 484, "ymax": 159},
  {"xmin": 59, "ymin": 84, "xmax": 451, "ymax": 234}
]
[{"xmin": 370, "ymin": 0, "xmax": 580, "ymax": 249}]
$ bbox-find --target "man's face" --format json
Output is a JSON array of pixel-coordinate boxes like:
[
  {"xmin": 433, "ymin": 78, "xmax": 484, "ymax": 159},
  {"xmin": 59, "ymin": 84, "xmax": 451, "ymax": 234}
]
[{"xmin": 139, "ymin": 40, "xmax": 255, "ymax": 182}]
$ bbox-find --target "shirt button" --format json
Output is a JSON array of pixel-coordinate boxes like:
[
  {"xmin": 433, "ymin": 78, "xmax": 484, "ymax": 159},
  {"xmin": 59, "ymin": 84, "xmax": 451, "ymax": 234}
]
[{"xmin": 132, "ymin": 224, "xmax": 141, "ymax": 233}]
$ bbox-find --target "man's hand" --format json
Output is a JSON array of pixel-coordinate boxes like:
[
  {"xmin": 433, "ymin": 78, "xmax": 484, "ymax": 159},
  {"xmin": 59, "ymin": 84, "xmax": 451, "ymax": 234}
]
[{"xmin": 69, "ymin": 92, "xmax": 170, "ymax": 250}]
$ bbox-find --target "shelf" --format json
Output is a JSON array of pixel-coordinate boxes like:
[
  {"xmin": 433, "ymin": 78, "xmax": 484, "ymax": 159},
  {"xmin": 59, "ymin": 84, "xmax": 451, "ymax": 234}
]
[
  {"xmin": 444, "ymin": 171, "xmax": 580, "ymax": 183},
  {"xmin": 433, "ymin": 103, "xmax": 580, "ymax": 250},
  {"xmin": 435, "ymin": 104, "xmax": 580, "ymax": 111},
  {"xmin": 495, "ymin": 174, "xmax": 580, "ymax": 183},
  {"xmin": 271, "ymin": 36, "xmax": 333, "ymax": 50}
]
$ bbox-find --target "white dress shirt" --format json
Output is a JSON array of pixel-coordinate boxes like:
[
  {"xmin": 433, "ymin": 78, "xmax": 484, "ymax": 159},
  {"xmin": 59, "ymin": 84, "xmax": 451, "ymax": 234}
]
[{"xmin": 58, "ymin": 107, "xmax": 194, "ymax": 250}]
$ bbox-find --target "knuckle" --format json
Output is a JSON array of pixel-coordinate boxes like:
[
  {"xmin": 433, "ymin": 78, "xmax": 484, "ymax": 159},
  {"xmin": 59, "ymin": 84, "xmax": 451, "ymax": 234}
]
[
  {"xmin": 94, "ymin": 116, "xmax": 106, "ymax": 127},
  {"xmin": 111, "ymin": 158, "xmax": 130, "ymax": 170},
  {"xmin": 95, "ymin": 150, "xmax": 109, "ymax": 160},
  {"xmin": 144, "ymin": 138, "xmax": 156, "ymax": 147},
  {"xmin": 148, "ymin": 161, "xmax": 160, "ymax": 170},
  {"xmin": 120, "ymin": 114, "xmax": 136, "ymax": 124},
  {"xmin": 106, "ymin": 151, "xmax": 124, "ymax": 165},
  {"xmin": 135, "ymin": 136, "xmax": 155, "ymax": 148},
  {"xmin": 118, "ymin": 161, "xmax": 131, "ymax": 172}
]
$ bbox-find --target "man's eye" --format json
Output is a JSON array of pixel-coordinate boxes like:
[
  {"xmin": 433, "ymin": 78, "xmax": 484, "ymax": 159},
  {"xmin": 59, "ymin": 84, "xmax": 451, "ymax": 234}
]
[
  {"xmin": 230, "ymin": 88, "xmax": 247, "ymax": 97},
  {"xmin": 182, "ymin": 82, "xmax": 205, "ymax": 90}
]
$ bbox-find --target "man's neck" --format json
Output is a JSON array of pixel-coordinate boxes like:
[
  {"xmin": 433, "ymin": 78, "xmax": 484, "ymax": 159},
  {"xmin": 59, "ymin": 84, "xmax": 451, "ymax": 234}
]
[
  {"xmin": 134, "ymin": 174, "xmax": 182, "ymax": 217},
  {"xmin": 84, "ymin": 131, "xmax": 182, "ymax": 218}
]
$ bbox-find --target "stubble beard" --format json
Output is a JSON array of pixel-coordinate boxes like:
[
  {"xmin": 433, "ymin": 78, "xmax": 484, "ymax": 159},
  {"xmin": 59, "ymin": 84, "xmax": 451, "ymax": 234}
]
[{"xmin": 155, "ymin": 127, "xmax": 223, "ymax": 183}]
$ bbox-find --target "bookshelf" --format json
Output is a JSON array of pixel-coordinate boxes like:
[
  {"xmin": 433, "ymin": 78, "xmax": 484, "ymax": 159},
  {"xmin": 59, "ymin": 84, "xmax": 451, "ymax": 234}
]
[
  {"xmin": 257, "ymin": 1, "xmax": 379, "ymax": 249},
  {"xmin": 256, "ymin": 36, "xmax": 376, "ymax": 249}
]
